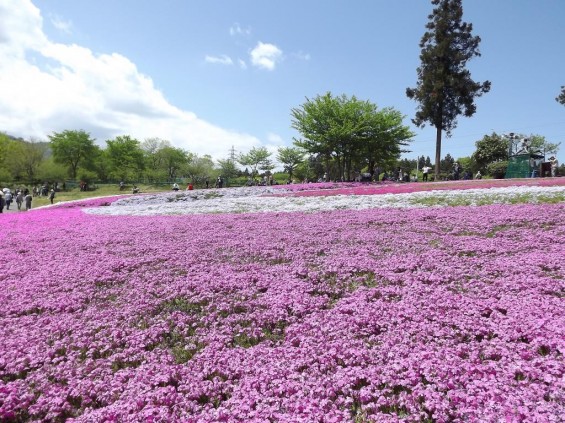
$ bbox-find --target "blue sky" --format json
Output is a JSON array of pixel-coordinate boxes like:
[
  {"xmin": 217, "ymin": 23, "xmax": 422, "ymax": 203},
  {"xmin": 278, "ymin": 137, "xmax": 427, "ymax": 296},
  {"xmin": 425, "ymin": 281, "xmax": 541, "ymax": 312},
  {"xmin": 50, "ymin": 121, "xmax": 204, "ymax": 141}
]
[{"xmin": 2, "ymin": 0, "xmax": 564, "ymax": 166}]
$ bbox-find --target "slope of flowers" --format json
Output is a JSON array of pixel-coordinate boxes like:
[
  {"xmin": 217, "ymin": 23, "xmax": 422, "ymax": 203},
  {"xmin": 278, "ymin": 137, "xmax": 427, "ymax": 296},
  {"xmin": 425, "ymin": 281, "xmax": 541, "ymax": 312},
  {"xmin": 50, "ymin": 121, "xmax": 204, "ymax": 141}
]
[
  {"xmin": 85, "ymin": 184, "xmax": 565, "ymax": 216},
  {"xmin": 272, "ymin": 178, "xmax": 565, "ymax": 197},
  {"xmin": 1, "ymin": 200, "xmax": 564, "ymax": 421}
]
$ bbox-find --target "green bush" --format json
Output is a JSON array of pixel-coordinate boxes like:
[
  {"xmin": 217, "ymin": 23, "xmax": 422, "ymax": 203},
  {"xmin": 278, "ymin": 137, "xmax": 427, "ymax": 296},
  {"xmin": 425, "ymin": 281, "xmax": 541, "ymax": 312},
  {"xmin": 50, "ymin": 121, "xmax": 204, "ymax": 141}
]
[
  {"xmin": 77, "ymin": 170, "xmax": 98, "ymax": 184},
  {"xmin": 486, "ymin": 161, "xmax": 508, "ymax": 179}
]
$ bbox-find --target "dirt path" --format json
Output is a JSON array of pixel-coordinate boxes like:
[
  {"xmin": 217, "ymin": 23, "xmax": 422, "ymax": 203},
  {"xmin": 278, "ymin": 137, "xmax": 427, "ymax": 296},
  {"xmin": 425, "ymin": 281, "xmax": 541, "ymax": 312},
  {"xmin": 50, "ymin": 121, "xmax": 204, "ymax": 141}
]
[{"xmin": 1, "ymin": 204, "xmax": 28, "ymax": 213}]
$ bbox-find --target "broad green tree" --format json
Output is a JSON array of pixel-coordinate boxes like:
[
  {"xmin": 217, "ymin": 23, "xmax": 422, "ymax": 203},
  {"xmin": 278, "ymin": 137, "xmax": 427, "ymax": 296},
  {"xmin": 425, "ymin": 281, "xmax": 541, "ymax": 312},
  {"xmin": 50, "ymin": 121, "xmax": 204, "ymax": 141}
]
[
  {"xmin": 529, "ymin": 135, "xmax": 560, "ymax": 156},
  {"xmin": 105, "ymin": 135, "xmax": 145, "ymax": 181},
  {"xmin": 362, "ymin": 107, "xmax": 414, "ymax": 178},
  {"xmin": 0, "ymin": 133, "xmax": 11, "ymax": 172},
  {"xmin": 91, "ymin": 147, "xmax": 112, "ymax": 182},
  {"xmin": 471, "ymin": 132, "xmax": 508, "ymax": 171},
  {"xmin": 291, "ymin": 93, "xmax": 412, "ymax": 180},
  {"xmin": 406, "ymin": 0, "xmax": 491, "ymax": 180},
  {"xmin": 185, "ymin": 154, "xmax": 215, "ymax": 186},
  {"xmin": 48, "ymin": 130, "xmax": 97, "ymax": 179},
  {"xmin": 157, "ymin": 146, "xmax": 189, "ymax": 181},
  {"xmin": 217, "ymin": 158, "xmax": 240, "ymax": 185},
  {"xmin": 277, "ymin": 147, "xmax": 305, "ymax": 181},
  {"xmin": 456, "ymin": 156, "xmax": 476, "ymax": 175},
  {"xmin": 37, "ymin": 157, "xmax": 68, "ymax": 183},
  {"xmin": 12, "ymin": 139, "xmax": 47, "ymax": 182},
  {"xmin": 440, "ymin": 153, "xmax": 455, "ymax": 173},
  {"xmin": 0, "ymin": 133, "xmax": 19, "ymax": 181},
  {"xmin": 141, "ymin": 137, "xmax": 171, "ymax": 177},
  {"xmin": 238, "ymin": 147, "xmax": 274, "ymax": 179}
]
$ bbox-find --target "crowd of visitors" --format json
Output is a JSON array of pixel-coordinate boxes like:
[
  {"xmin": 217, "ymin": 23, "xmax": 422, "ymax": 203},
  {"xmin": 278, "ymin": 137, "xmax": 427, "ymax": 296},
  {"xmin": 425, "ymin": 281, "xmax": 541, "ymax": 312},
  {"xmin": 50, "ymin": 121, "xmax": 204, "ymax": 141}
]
[{"xmin": 0, "ymin": 187, "xmax": 33, "ymax": 212}]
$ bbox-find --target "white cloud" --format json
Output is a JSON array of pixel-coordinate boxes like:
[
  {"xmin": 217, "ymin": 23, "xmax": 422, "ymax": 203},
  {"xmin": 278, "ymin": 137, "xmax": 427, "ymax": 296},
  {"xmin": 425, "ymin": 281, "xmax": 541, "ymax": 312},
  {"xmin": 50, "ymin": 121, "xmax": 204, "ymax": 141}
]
[
  {"xmin": 204, "ymin": 54, "xmax": 233, "ymax": 65},
  {"xmin": 50, "ymin": 14, "xmax": 72, "ymax": 34},
  {"xmin": 0, "ymin": 0, "xmax": 261, "ymax": 160},
  {"xmin": 229, "ymin": 23, "xmax": 251, "ymax": 36},
  {"xmin": 266, "ymin": 132, "xmax": 283, "ymax": 144},
  {"xmin": 250, "ymin": 42, "xmax": 282, "ymax": 71},
  {"xmin": 238, "ymin": 58, "xmax": 247, "ymax": 70},
  {"xmin": 293, "ymin": 51, "xmax": 311, "ymax": 61}
]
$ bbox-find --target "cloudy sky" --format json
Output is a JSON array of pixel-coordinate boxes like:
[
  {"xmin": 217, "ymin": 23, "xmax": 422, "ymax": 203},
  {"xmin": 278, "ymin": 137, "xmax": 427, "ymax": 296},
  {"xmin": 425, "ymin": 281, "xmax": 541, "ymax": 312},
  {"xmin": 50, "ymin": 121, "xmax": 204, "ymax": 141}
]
[{"xmin": 1, "ymin": 0, "xmax": 565, "ymax": 164}]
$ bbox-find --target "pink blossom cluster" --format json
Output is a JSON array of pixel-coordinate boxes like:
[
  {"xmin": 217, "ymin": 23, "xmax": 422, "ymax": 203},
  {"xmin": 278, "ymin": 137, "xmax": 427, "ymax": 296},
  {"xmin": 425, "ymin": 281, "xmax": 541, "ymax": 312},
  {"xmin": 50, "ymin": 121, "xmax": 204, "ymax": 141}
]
[
  {"xmin": 1, "ymin": 202, "xmax": 564, "ymax": 421},
  {"xmin": 51, "ymin": 196, "xmax": 126, "ymax": 209},
  {"xmin": 272, "ymin": 178, "xmax": 565, "ymax": 198}
]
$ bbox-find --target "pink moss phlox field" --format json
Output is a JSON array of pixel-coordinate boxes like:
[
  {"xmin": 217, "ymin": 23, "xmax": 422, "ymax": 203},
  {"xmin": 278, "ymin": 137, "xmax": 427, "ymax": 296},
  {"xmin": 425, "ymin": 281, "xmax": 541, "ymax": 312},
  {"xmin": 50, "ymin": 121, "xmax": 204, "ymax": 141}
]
[
  {"xmin": 271, "ymin": 178, "xmax": 565, "ymax": 198},
  {"xmin": 1, "ymin": 203, "xmax": 564, "ymax": 421},
  {"xmin": 51, "ymin": 196, "xmax": 126, "ymax": 209}
]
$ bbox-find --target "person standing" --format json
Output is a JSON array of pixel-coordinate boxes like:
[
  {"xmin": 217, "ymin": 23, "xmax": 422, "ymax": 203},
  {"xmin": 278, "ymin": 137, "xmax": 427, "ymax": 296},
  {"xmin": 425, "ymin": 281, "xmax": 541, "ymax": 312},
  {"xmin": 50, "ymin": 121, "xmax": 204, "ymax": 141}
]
[
  {"xmin": 453, "ymin": 162, "xmax": 461, "ymax": 180},
  {"xmin": 422, "ymin": 165, "xmax": 431, "ymax": 182},
  {"xmin": 0, "ymin": 191, "xmax": 4, "ymax": 213},
  {"xmin": 549, "ymin": 156, "xmax": 559, "ymax": 177},
  {"xmin": 25, "ymin": 193, "xmax": 32, "ymax": 210},
  {"xmin": 16, "ymin": 191, "xmax": 24, "ymax": 210},
  {"xmin": 16, "ymin": 191, "xmax": 23, "ymax": 210},
  {"xmin": 5, "ymin": 191, "xmax": 12, "ymax": 209},
  {"xmin": 49, "ymin": 189, "xmax": 55, "ymax": 204}
]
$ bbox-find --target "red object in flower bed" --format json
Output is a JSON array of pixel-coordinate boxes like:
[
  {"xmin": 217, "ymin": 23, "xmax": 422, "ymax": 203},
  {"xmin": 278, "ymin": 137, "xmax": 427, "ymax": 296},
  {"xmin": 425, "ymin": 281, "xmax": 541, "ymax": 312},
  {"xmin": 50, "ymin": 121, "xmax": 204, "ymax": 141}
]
[{"xmin": 0, "ymin": 203, "xmax": 564, "ymax": 421}]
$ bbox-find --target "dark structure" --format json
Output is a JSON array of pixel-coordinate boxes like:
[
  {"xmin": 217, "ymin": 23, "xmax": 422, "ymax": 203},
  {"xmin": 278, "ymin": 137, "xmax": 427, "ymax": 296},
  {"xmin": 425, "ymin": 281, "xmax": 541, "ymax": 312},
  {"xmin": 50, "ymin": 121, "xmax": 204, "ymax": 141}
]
[{"xmin": 505, "ymin": 133, "xmax": 544, "ymax": 178}]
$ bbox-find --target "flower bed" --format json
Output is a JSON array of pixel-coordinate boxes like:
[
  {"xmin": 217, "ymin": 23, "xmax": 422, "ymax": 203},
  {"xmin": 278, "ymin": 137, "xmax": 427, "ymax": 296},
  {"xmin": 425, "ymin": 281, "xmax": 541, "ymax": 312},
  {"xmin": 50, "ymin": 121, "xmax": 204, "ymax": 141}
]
[
  {"xmin": 84, "ymin": 184, "xmax": 565, "ymax": 216},
  {"xmin": 1, "ymin": 193, "xmax": 564, "ymax": 421},
  {"xmin": 270, "ymin": 178, "xmax": 565, "ymax": 197}
]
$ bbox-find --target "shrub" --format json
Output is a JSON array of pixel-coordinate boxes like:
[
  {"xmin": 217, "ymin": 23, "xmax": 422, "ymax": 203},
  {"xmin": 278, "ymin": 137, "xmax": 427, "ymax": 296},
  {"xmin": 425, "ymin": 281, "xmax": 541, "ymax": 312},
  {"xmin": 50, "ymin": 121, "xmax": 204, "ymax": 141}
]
[{"xmin": 486, "ymin": 161, "xmax": 508, "ymax": 179}]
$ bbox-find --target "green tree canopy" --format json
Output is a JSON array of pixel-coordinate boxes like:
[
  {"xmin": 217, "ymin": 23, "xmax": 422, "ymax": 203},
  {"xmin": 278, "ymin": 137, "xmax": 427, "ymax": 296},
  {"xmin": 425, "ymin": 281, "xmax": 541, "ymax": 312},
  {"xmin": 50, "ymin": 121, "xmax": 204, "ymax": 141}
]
[
  {"xmin": 185, "ymin": 154, "xmax": 215, "ymax": 185},
  {"xmin": 472, "ymin": 132, "xmax": 508, "ymax": 171},
  {"xmin": 406, "ymin": 0, "xmax": 491, "ymax": 180},
  {"xmin": 10, "ymin": 139, "xmax": 47, "ymax": 183},
  {"xmin": 277, "ymin": 147, "xmax": 305, "ymax": 181},
  {"xmin": 528, "ymin": 135, "xmax": 560, "ymax": 156},
  {"xmin": 157, "ymin": 146, "xmax": 189, "ymax": 181},
  {"xmin": 105, "ymin": 135, "xmax": 145, "ymax": 181},
  {"xmin": 291, "ymin": 92, "xmax": 413, "ymax": 180},
  {"xmin": 141, "ymin": 138, "xmax": 171, "ymax": 176},
  {"xmin": 440, "ymin": 153, "xmax": 455, "ymax": 173},
  {"xmin": 0, "ymin": 133, "xmax": 15, "ymax": 181},
  {"xmin": 217, "ymin": 158, "xmax": 240, "ymax": 184},
  {"xmin": 37, "ymin": 157, "xmax": 68, "ymax": 183},
  {"xmin": 238, "ymin": 147, "xmax": 273, "ymax": 179},
  {"xmin": 48, "ymin": 130, "xmax": 97, "ymax": 179}
]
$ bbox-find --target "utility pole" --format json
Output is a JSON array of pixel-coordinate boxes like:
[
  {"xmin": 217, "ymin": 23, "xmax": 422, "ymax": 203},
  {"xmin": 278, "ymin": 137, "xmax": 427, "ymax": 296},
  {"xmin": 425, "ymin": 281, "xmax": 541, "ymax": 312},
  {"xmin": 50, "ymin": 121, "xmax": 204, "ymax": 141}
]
[{"xmin": 229, "ymin": 146, "xmax": 237, "ymax": 162}]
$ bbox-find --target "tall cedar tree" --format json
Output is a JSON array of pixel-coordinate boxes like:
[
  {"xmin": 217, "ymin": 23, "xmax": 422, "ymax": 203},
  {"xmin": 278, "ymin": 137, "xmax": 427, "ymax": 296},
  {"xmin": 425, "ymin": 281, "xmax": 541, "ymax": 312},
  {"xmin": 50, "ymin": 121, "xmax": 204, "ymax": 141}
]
[{"xmin": 407, "ymin": 0, "xmax": 490, "ymax": 180}]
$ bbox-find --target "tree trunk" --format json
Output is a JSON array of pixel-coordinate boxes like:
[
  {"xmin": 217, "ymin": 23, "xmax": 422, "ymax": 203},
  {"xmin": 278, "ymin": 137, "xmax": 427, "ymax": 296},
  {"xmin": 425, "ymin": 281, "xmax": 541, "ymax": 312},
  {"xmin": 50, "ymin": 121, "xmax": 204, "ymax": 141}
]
[
  {"xmin": 434, "ymin": 126, "xmax": 442, "ymax": 181},
  {"xmin": 334, "ymin": 155, "xmax": 340, "ymax": 181},
  {"xmin": 368, "ymin": 159, "xmax": 375, "ymax": 179}
]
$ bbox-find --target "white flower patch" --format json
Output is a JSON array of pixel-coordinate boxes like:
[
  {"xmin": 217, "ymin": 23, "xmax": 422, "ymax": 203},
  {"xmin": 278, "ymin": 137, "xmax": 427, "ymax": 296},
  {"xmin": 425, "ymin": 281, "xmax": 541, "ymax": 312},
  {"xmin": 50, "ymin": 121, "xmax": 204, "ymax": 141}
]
[{"xmin": 83, "ymin": 185, "xmax": 565, "ymax": 216}]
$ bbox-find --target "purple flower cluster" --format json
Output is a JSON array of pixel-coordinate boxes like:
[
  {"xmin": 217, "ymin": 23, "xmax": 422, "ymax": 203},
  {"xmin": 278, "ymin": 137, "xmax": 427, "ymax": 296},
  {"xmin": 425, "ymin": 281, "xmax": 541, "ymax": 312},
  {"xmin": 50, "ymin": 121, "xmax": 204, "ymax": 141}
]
[{"xmin": 1, "ymin": 203, "xmax": 564, "ymax": 421}]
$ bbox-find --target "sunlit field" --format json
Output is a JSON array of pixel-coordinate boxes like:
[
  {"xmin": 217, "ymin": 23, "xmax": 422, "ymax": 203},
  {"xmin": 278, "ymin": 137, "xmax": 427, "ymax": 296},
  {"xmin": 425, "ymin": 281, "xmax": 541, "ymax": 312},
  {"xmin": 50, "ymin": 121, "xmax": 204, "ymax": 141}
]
[{"xmin": 1, "ymin": 180, "xmax": 564, "ymax": 422}]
